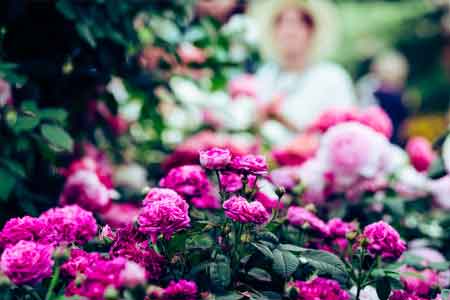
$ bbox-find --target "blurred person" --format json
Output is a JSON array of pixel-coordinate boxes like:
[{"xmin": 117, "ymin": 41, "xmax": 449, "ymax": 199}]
[
  {"xmin": 250, "ymin": 0, "xmax": 356, "ymax": 145},
  {"xmin": 357, "ymin": 51, "xmax": 410, "ymax": 144}
]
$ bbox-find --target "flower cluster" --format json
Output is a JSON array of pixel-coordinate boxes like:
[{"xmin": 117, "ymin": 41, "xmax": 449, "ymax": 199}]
[{"xmin": 289, "ymin": 277, "xmax": 350, "ymax": 300}]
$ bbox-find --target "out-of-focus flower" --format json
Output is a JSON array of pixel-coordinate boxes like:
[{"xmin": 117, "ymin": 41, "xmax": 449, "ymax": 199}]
[
  {"xmin": 394, "ymin": 166, "xmax": 429, "ymax": 200},
  {"xmin": 190, "ymin": 193, "xmax": 221, "ymax": 209},
  {"xmin": 159, "ymin": 165, "xmax": 210, "ymax": 198},
  {"xmin": 428, "ymin": 175, "xmax": 450, "ymax": 210},
  {"xmin": 271, "ymin": 133, "xmax": 320, "ymax": 166},
  {"xmin": 287, "ymin": 206, "xmax": 329, "ymax": 236},
  {"xmin": 138, "ymin": 188, "xmax": 190, "ymax": 243},
  {"xmin": 442, "ymin": 134, "xmax": 450, "ymax": 174},
  {"xmin": 228, "ymin": 74, "xmax": 258, "ymax": 100},
  {"xmin": 0, "ymin": 240, "xmax": 54, "ymax": 285},
  {"xmin": 139, "ymin": 46, "xmax": 176, "ymax": 72},
  {"xmin": 400, "ymin": 266, "xmax": 439, "ymax": 297},
  {"xmin": 220, "ymin": 171, "xmax": 243, "ymax": 193},
  {"xmin": 163, "ymin": 279, "xmax": 198, "ymax": 300},
  {"xmin": 358, "ymin": 106, "xmax": 393, "ymax": 139},
  {"xmin": 223, "ymin": 195, "xmax": 270, "ymax": 224},
  {"xmin": 199, "ymin": 147, "xmax": 231, "ymax": 170},
  {"xmin": 308, "ymin": 107, "xmax": 359, "ymax": 133},
  {"xmin": 114, "ymin": 163, "xmax": 148, "ymax": 190},
  {"xmin": 362, "ymin": 221, "xmax": 406, "ymax": 261},
  {"xmin": 59, "ymin": 169, "xmax": 111, "ymax": 213},
  {"xmin": 270, "ymin": 167, "xmax": 300, "ymax": 190},
  {"xmin": 406, "ymin": 137, "xmax": 435, "ymax": 172},
  {"xmin": 389, "ymin": 290, "xmax": 427, "ymax": 300},
  {"xmin": 100, "ymin": 203, "xmax": 140, "ymax": 228},
  {"xmin": 0, "ymin": 79, "xmax": 12, "ymax": 107},
  {"xmin": 120, "ymin": 260, "xmax": 147, "ymax": 288},
  {"xmin": 298, "ymin": 159, "xmax": 329, "ymax": 204},
  {"xmin": 177, "ymin": 43, "xmax": 207, "ymax": 64}
]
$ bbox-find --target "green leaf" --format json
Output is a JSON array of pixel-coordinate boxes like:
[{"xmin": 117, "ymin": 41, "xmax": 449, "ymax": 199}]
[
  {"xmin": 76, "ymin": 23, "xmax": 97, "ymax": 47},
  {"xmin": 278, "ymin": 244, "xmax": 305, "ymax": 253},
  {"xmin": 272, "ymin": 249, "xmax": 299, "ymax": 278},
  {"xmin": 376, "ymin": 277, "xmax": 391, "ymax": 300},
  {"xmin": 0, "ymin": 159, "xmax": 26, "ymax": 178},
  {"xmin": 0, "ymin": 168, "xmax": 16, "ymax": 202},
  {"xmin": 247, "ymin": 268, "xmax": 272, "ymax": 282},
  {"xmin": 298, "ymin": 249, "xmax": 348, "ymax": 284},
  {"xmin": 186, "ymin": 234, "xmax": 214, "ymax": 250},
  {"xmin": 215, "ymin": 292, "xmax": 244, "ymax": 300},
  {"xmin": 21, "ymin": 101, "xmax": 39, "ymax": 114},
  {"xmin": 40, "ymin": 108, "xmax": 68, "ymax": 123},
  {"xmin": 209, "ymin": 260, "xmax": 231, "ymax": 290},
  {"xmin": 56, "ymin": 0, "xmax": 77, "ymax": 20},
  {"xmin": 40, "ymin": 124, "xmax": 74, "ymax": 152},
  {"xmin": 257, "ymin": 232, "xmax": 279, "ymax": 244},
  {"xmin": 12, "ymin": 115, "xmax": 40, "ymax": 133},
  {"xmin": 251, "ymin": 242, "xmax": 274, "ymax": 260}
]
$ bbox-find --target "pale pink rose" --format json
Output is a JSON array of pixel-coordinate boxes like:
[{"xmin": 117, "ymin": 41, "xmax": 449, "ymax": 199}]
[
  {"xmin": 406, "ymin": 137, "xmax": 435, "ymax": 172},
  {"xmin": 358, "ymin": 106, "xmax": 393, "ymax": 139},
  {"xmin": 228, "ymin": 74, "xmax": 258, "ymax": 100},
  {"xmin": 318, "ymin": 122, "xmax": 389, "ymax": 189},
  {"xmin": 270, "ymin": 167, "xmax": 300, "ymax": 190},
  {"xmin": 298, "ymin": 159, "xmax": 328, "ymax": 204},
  {"xmin": 59, "ymin": 169, "xmax": 111, "ymax": 213},
  {"xmin": 428, "ymin": 176, "xmax": 450, "ymax": 210},
  {"xmin": 120, "ymin": 260, "xmax": 147, "ymax": 288},
  {"xmin": 308, "ymin": 107, "xmax": 359, "ymax": 133},
  {"xmin": 100, "ymin": 203, "xmax": 140, "ymax": 228},
  {"xmin": 199, "ymin": 147, "xmax": 231, "ymax": 169},
  {"xmin": 177, "ymin": 43, "xmax": 207, "ymax": 64}
]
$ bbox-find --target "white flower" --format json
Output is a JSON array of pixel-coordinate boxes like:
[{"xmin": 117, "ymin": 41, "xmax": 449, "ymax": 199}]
[
  {"xmin": 106, "ymin": 77, "xmax": 129, "ymax": 103},
  {"xmin": 428, "ymin": 175, "xmax": 450, "ymax": 210},
  {"xmin": 169, "ymin": 77, "xmax": 207, "ymax": 106}
]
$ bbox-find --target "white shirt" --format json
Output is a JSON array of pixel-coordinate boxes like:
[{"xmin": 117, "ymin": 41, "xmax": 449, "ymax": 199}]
[{"xmin": 256, "ymin": 61, "xmax": 357, "ymax": 145}]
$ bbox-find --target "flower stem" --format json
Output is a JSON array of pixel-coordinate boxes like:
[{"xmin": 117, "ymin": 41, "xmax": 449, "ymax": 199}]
[{"xmin": 45, "ymin": 264, "xmax": 60, "ymax": 300}]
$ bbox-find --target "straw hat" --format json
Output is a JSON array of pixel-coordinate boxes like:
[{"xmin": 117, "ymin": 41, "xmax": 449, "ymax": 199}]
[{"xmin": 248, "ymin": 0, "xmax": 340, "ymax": 64}]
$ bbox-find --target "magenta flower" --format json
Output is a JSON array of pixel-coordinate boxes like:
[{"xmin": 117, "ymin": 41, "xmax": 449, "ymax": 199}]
[
  {"xmin": 287, "ymin": 207, "xmax": 329, "ymax": 236},
  {"xmin": 220, "ymin": 171, "xmax": 243, "ymax": 192},
  {"xmin": 164, "ymin": 279, "xmax": 198, "ymax": 300},
  {"xmin": 230, "ymin": 154, "xmax": 268, "ymax": 175},
  {"xmin": 400, "ymin": 266, "xmax": 439, "ymax": 297},
  {"xmin": 190, "ymin": 193, "xmax": 221, "ymax": 209},
  {"xmin": 119, "ymin": 260, "xmax": 147, "ymax": 288},
  {"xmin": 0, "ymin": 216, "xmax": 47, "ymax": 249},
  {"xmin": 61, "ymin": 248, "xmax": 103, "ymax": 277},
  {"xmin": 138, "ymin": 188, "xmax": 190, "ymax": 243},
  {"xmin": 59, "ymin": 169, "xmax": 111, "ymax": 213},
  {"xmin": 389, "ymin": 290, "xmax": 427, "ymax": 300},
  {"xmin": 362, "ymin": 221, "xmax": 406, "ymax": 261},
  {"xmin": 289, "ymin": 277, "xmax": 350, "ymax": 300},
  {"xmin": 159, "ymin": 165, "xmax": 210, "ymax": 198},
  {"xmin": 110, "ymin": 225, "xmax": 166, "ymax": 280},
  {"xmin": 223, "ymin": 195, "xmax": 270, "ymax": 224},
  {"xmin": 406, "ymin": 137, "xmax": 435, "ymax": 172},
  {"xmin": 100, "ymin": 203, "xmax": 140, "ymax": 228},
  {"xmin": 199, "ymin": 147, "xmax": 231, "ymax": 169},
  {"xmin": 0, "ymin": 240, "xmax": 54, "ymax": 285},
  {"xmin": 40, "ymin": 205, "xmax": 98, "ymax": 245},
  {"xmin": 143, "ymin": 187, "xmax": 183, "ymax": 206},
  {"xmin": 327, "ymin": 218, "xmax": 357, "ymax": 238},
  {"xmin": 358, "ymin": 106, "xmax": 393, "ymax": 139}
]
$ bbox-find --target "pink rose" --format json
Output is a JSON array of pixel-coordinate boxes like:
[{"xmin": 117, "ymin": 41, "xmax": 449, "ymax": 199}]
[
  {"xmin": 159, "ymin": 165, "xmax": 210, "ymax": 198},
  {"xmin": 199, "ymin": 147, "xmax": 231, "ymax": 169},
  {"xmin": 270, "ymin": 167, "xmax": 300, "ymax": 190},
  {"xmin": 308, "ymin": 107, "xmax": 359, "ymax": 133},
  {"xmin": 190, "ymin": 193, "xmax": 221, "ymax": 209},
  {"xmin": 61, "ymin": 155, "xmax": 113, "ymax": 188},
  {"xmin": 289, "ymin": 277, "xmax": 350, "ymax": 300},
  {"xmin": 406, "ymin": 137, "xmax": 435, "ymax": 172},
  {"xmin": 41, "ymin": 205, "xmax": 98, "ymax": 245},
  {"xmin": 220, "ymin": 171, "xmax": 243, "ymax": 192},
  {"xmin": 297, "ymin": 159, "xmax": 329, "ymax": 204},
  {"xmin": 362, "ymin": 221, "xmax": 406, "ymax": 261},
  {"xmin": 271, "ymin": 133, "xmax": 319, "ymax": 167},
  {"xmin": 164, "ymin": 279, "xmax": 198, "ymax": 300},
  {"xmin": 138, "ymin": 188, "xmax": 190, "ymax": 243},
  {"xmin": 286, "ymin": 206, "xmax": 329, "ymax": 236},
  {"xmin": 228, "ymin": 74, "xmax": 258, "ymax": 100},
  {"xmin": 223, "ymin": 195, "xmax": 270, "ymax": 224},
  {"xmin": 0, "ymin": 79, "xmax": 12, "ymax": 107},
  {"xmin": 177, "ymin": 43, "xmax": 207, "ymax": 64},
  {"xmin": 100, "ymin": 203, "xmax": 140, "ymax": 228},
  {"xmin": 61, "ymin": 248, "xmax": 103, "ymax": 277},
  {"xmin": 255, "ymin": 191, "xmax": 282, "ymax": 212},
  {"xmin": 59, "ymin": 169, "xmax": 111, "ymax": 213},
  {"xmin": 428, "ymin": 176, "xmax": 450, "ymax": 210},
  {"xmin": 358, "ymin": 106, "xmax": 393, "ymax": 139},
  {"xmin": 0, "ymin": 216, "xmax": 47, "ymax": 249},
  {"xmin": 389, "ymin": 290, "xmax": 426, "ymax": 300},
  {"xmin": 0, "ymin": 240, "xmax": 54, "ymax": 285},
  {"xmin": 327, "ymin": 218, "xmax": 357, "ymax": 238},
  {"xmin": 230, "ymin": 154, "xmax": 268, "ymax": 175},
  {"xmin": 400, "ymin": 266, "xmax": 439, "ymax": 297}
]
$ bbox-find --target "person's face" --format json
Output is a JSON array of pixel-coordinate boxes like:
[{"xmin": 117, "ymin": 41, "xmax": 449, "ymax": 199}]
[{"xmin": 274, "ymin": 8, "xmax": 314, "ymax": 61}]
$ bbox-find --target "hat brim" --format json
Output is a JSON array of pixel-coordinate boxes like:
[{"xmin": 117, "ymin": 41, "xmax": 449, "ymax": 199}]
[{"xmin": 248, "ymin": 0, "xmax": 340, "ymax": 64}]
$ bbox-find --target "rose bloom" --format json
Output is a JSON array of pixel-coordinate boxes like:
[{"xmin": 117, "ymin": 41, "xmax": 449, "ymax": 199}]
[
  {"xmin": 59, "ymin": 169, "xmax": 111, "ymax": 213},
  {"xmin": 138, "ymin": 188, "xmax": 190, "ymax": 243},
  {"xmin": 0, "ymin": 240, "xmax": 54, "ymax": 285},
  {"xmin": 62, "ymin": 155, "xmax": 114, "ymax": 189},
  {"xmin": 389, "ymin": 290, "xmax": 427, "ymax": 300},
  {"xmin": 110, "ymin": 225, "xmax": 166, "ymax": 280},
  {"xmin": 230, "ymin": 154, "xmax": 268, "ymax": 175},
  {"xmin": 163, "ymin": 279, "xmax": 198, "ymax": 300},
  {"xmin": 228, "ymin": 74, "xmax": 258, "ymax": 100},
  {"xmin": 270, "ymin": 167, "xmax": 300, "ymax": 190},
  {"xmin": 177, "ymin": 43, "xmax": 207, "ymax": 65},
  {"xmin": 271, "ymin": 133, "xmax": 319, "ymax": 167},
  {"xmin": 199, "ymin": 147, "xmax": 231, "ymax": 169},
  {"xmin": 297, "ymin": 159, "xmax": 329, "ymax": 204},
  {"xmin": 40, "ymin": 205, "xmax": 98, "ymax": 245},
  {"xmin": 317, "ymin": 122, "xmax": 389, "ymax": 189},
  {"xmin": 358, "ymin": 106, "xmax": 393, "ymax": 139},
  {"xmin": 61, "ymin": 248, "xmax": 103, "ymax": 277},
  {"xmin": 362, "ymin": 221, "xmax": 406, "ymax": 261},
  {"xmin": 308, "ymin": 107, "xmax": 359, "ymax": 133},
  {"xmin": 120, "ymin": 260, "xmax": 147, "ymax": 288},
  {"xmin": 406, "ymin": 137, "xmax": 435, "ymax": 172},
  {"xmin": 327, "ymin": 218, "xmax": 357, "ymax": 238},
  {"xmin": 159, "ymin": 165, "xmax": 210, "ymax": 198},
  {"xmin": 220, "ymin": 171, "xmax": 243, "ymax": 192},
  {"xmin": 287, "ymin": 206, "xmax": 329, "ymax": 236},
  {"xmin": 100, "ymin": 203, "xmax": 140, "ymax": 228},
  {"xmin": 191, "ymin": 193, "xmax": 221, "ymax": 209},
  {"xmin": 400, "ymin": 266, "xmax": 439, "ymax": 297},
  {"xmin": 223, "ymin": 195, "xmax": 270, "ymax": 224},
  {"xmin": 0, "ymin": 216, "xmax": 47, "ymax": 250},
  {"xmin": 289, "ymin": 277, "xmax": 350, "ymax": 300}
]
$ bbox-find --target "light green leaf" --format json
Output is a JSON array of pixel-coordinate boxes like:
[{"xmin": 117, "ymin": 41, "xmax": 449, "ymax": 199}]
[
  {"xmin": 12, "ymin": 115, "xmax": 40, "ymax": 133},
  {"xmin": 40, "ymin": 124, "xmax": 74, "ymax": 152},
  {"xmin": 0, "ymin": 159, "xmax": 26, "ymax": 178},
  {"xmin": 76, "ymin": 23, "xmax": 97, "ymax": 47},
  {"xmin": 40, "ymin": 108, "xmax": 68, "ymax": 123},
  {"xmin": 247, "ymin": 268, "xmax": 272, "ymax": 282}
]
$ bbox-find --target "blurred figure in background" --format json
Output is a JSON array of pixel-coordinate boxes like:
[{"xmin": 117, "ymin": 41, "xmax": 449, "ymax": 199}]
[
  {"xmin": 357, "ymin": 51, "xmax": 410, "ymax": 144},
  {"xmin": 250, "ymin": 0, "xmax": 356, "ymax": 145}
]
